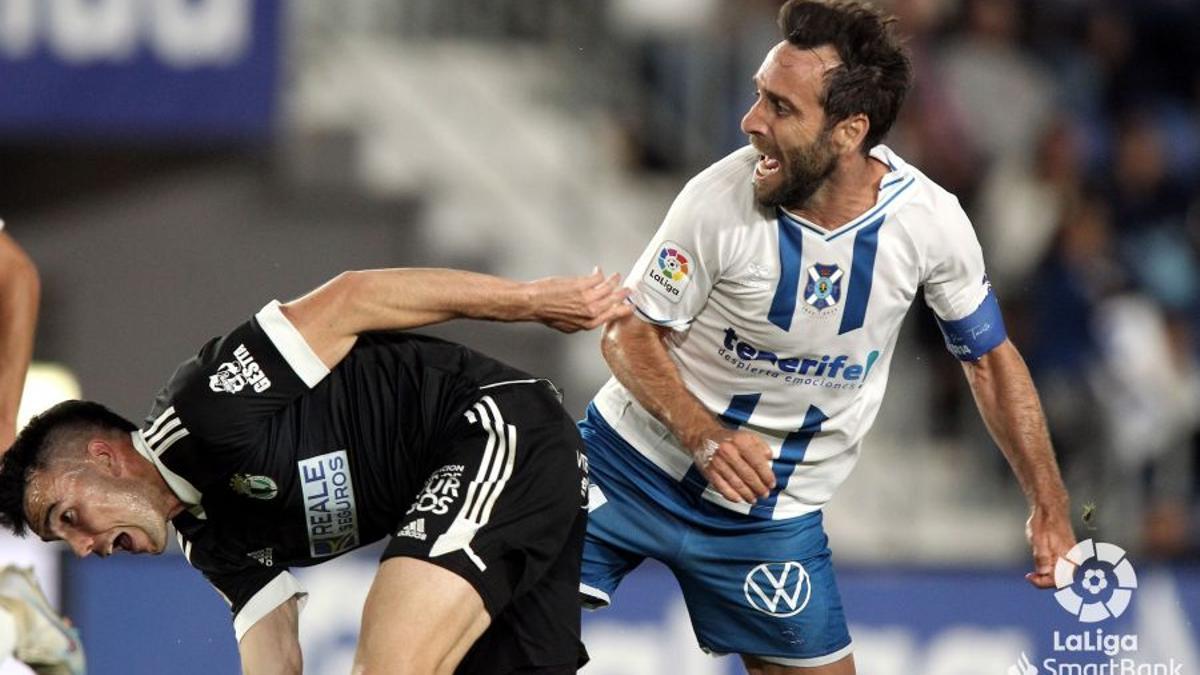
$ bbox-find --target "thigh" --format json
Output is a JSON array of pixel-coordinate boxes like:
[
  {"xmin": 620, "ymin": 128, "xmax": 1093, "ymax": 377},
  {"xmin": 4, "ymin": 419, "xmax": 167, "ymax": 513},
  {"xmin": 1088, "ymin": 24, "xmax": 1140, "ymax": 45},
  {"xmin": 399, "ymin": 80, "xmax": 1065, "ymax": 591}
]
[
  {"xmin": 384, "ymin": 384, "xmax": 587, "ymax": 669},
  {"xmin": 457, "ymin": 510, "xmax": 591, "ymax": 674},
  {"xmin": 578, "ymin": 415, "xmax": 687, "ymax": 608},
  {"xmin": 672, "ymin": 515, "xmax": 853, "ymax": 668},
  {"xmin": 354, "ymin": 557, "xmax": 491, "ymax": 675},
  {"xmin": 743, "ymin": 653, "xmax": 856, "ymax": 675}
]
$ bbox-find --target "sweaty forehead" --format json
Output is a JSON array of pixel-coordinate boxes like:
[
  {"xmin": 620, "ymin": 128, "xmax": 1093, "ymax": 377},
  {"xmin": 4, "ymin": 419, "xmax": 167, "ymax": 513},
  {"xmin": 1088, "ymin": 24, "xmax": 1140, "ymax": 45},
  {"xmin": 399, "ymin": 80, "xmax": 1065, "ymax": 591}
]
[{"xmin": 23, "ymin": 464, "xmax": 78, "ymax": 538}]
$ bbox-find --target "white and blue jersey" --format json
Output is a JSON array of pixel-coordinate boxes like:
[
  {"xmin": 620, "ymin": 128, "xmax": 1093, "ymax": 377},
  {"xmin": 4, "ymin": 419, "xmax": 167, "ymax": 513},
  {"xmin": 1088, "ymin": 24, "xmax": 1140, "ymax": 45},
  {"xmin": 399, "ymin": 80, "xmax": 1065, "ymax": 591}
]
[
  {"xmin": 592, "ymin": 144, "xmax": 1005, "ymax": 520},
  {"xmin": 581, "ymin": 145, "xmax": 1005, "ymax": 666}
]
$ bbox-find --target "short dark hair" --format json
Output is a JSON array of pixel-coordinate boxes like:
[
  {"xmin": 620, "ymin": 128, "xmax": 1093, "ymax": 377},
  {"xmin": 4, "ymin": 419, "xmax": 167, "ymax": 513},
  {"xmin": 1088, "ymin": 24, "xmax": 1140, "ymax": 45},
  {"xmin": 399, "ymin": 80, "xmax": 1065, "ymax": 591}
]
[
  {"xmin": 0, "ymin": 400, "xmax": 136, "ymax": 536},
  {"xmin": 778, "ymin": 0, "xmax": 911, "ymax": 153}
]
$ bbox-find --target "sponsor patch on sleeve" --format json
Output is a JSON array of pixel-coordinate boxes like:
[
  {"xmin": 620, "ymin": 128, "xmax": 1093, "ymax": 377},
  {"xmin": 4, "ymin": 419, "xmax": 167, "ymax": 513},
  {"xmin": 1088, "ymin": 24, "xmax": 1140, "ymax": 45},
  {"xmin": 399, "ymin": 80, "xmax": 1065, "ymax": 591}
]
[{"xmin": 642, "ymin": 241, "xmax": 695, "ymax": 304}]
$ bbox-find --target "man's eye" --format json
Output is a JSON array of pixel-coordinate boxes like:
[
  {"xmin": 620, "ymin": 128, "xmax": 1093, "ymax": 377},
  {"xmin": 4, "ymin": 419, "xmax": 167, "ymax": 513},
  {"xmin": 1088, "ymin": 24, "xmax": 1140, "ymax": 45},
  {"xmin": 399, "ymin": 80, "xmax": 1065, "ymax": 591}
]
[{"xmin": 62, "ymin": 510, "xmax": 75, "ymax": 525}]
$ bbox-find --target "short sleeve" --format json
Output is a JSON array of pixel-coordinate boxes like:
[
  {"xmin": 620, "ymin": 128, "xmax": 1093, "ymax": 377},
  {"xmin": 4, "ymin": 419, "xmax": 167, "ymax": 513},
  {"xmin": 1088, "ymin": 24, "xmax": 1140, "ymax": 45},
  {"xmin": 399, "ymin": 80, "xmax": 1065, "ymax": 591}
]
[
  {"xmin": 194, "ymin": 562, "xmax": 307, "ymax": 642},
  {"xmin": 142, "ymin": 302, "xmax": 329, "ymax": 453},
  {"xmin": 921, "ymin": 199, "xmax": 1007, "ymax": 361},
  {"xmin": 625, "ymin": 181, "xmax": 722, "ymax": 330}
]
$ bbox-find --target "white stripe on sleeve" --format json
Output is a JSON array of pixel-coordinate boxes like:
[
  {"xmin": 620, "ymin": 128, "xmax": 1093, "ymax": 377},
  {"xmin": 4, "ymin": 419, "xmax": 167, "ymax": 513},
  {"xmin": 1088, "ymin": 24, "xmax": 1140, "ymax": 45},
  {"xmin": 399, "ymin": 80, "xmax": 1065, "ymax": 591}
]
[
  {"xmin": 254, "ymin": 300, "xmax": 330, "ymax": 388},
  {"xmin": 233, "ymin": 572, "xmax": 308, "ymax": 643}
]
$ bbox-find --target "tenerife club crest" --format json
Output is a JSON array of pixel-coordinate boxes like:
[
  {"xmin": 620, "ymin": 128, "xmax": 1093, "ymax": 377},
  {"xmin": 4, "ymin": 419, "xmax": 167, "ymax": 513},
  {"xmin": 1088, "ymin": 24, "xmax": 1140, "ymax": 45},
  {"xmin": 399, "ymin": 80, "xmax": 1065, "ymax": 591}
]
[{"xmin": 803, "ymin": 263, "xmax": 843, "ymax": 312}]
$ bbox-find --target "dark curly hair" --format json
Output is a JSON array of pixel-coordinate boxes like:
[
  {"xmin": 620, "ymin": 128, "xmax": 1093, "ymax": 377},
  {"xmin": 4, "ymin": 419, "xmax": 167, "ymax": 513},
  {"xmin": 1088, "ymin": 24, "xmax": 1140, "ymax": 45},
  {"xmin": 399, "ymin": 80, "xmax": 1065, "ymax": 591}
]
[
  {"xmin": 0, "ymin": 400, "xmax": 135, "ymax": 536},
  {"xmin": 778, "ymin": 0, "xmax": 912, "ymax": 153}
]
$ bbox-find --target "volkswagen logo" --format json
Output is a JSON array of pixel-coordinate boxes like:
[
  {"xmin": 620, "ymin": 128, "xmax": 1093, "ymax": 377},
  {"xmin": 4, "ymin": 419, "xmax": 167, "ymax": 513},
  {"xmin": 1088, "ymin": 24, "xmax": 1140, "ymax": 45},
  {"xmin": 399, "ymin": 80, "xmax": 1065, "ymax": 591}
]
[{"xmin": 743, "ymin": 561, "xmax": 812, "ymax": 618}]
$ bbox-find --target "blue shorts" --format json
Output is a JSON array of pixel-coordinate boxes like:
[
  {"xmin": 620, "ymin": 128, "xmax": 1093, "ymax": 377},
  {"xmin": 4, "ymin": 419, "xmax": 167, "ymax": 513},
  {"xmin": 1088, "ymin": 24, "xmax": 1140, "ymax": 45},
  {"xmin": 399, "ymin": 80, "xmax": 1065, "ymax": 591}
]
[{"xmin": 578, "ymin": 405, "xmax": 853, "ymax": 668}]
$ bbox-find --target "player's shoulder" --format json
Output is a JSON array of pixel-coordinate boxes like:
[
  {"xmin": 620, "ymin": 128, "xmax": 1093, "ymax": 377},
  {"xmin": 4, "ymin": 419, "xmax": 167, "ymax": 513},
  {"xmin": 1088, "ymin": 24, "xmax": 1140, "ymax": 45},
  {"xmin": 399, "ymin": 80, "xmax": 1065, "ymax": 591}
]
[
  {"xmin": 673, "ymin": 145, "xmax": 761, "ymax": 223},
  {"xmin": 878, "ymin": 146, "xmax": 972, "ymax": 237}
]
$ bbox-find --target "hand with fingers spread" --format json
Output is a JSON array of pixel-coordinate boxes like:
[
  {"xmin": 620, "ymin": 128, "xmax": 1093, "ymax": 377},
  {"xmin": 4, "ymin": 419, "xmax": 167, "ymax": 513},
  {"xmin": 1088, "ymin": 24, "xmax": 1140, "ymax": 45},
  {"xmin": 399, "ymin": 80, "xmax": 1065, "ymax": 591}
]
[
  {"xmin": 1024, "ymin": 504, "xmax": 1076, "ymax": 589},
  {"xmin": 526, "ymin": 269, "xmax": 632, "ymax": 333},
  {"xmin": 689, "ymin": 428, "xmax": 776, "ymax": 504}
]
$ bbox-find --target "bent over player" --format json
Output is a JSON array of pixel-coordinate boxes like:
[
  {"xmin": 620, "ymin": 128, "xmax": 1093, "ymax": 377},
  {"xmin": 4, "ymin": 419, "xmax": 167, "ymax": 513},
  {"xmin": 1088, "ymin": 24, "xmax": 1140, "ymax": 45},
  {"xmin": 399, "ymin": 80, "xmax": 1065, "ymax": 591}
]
[
  {"xmin": 0, "ymin": 266, "xmax": 630, "ymax": 674},
  {"xmin": 579, "ymin": 2, "xmax": 1075, "ymax": 674}
]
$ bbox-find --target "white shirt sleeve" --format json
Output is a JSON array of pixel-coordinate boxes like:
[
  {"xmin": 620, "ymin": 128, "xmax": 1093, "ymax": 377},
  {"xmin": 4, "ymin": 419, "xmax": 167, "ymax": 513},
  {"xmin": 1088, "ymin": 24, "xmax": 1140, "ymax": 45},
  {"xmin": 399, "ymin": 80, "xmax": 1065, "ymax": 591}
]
[
  {"xmin": 625, "ymin": 180, "xmax": 723, "ymax": 330},
  {"xmin": 921, "ymin": 195, "xmax": 1007, "ymax": 360},
  {"xmin": 233, "ymin": 571, "xmax": 308, "ymax": 642}
]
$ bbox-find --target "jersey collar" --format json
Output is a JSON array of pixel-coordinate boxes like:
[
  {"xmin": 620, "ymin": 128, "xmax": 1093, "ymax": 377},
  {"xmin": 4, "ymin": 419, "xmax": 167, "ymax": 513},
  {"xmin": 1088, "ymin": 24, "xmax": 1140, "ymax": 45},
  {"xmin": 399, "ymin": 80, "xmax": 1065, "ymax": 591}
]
[
  {"xmin": 779, "ymin": 144, "xmax": 916, "ymax": 242},
  {"xmin": 131, "ymin": 431, "xmax": 208, "ymax": 520}
]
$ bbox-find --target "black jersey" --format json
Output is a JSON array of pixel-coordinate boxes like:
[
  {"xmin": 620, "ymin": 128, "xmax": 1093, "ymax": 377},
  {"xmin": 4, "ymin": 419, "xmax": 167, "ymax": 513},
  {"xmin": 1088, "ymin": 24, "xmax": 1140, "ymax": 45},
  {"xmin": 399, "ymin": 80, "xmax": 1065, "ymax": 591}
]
[{"xmin": 137, "ymin": 301, "xmax": 544, "ymax": 640}]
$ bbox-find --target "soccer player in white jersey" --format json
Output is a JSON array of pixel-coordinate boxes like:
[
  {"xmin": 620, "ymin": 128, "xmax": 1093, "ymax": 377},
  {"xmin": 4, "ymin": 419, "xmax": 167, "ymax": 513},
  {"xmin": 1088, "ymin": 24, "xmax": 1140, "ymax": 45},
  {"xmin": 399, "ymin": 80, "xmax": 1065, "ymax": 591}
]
[{"xmin": 578, "ymin": 2, "xmax": 1076, "ymax": 673}]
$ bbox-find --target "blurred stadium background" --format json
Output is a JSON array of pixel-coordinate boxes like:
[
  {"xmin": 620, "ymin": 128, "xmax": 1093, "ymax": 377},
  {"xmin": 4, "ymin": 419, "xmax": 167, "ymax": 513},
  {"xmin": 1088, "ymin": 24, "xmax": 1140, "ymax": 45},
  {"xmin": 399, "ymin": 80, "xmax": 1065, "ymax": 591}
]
[{"xmin": 1, "ymin": 0, "xmax": 1198, "ymax": 672}]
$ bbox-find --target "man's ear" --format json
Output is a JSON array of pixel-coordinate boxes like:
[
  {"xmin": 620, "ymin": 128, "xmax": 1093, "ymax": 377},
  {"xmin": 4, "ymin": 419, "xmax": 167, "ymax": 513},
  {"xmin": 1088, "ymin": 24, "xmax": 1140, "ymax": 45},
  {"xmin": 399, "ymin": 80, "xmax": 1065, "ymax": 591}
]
[
  {"xmin": 834, "ymin": 113, "xmax": 870, "ymax": 155},
  {"xmin": 85, "ymin": 439, "xmax": 121, "ymax": 475}
]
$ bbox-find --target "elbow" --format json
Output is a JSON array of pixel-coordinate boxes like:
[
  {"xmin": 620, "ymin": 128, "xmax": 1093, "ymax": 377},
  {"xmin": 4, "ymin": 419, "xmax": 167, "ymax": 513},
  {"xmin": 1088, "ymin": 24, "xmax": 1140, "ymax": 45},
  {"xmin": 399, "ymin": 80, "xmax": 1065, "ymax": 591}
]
[
  {"xmin": 600, "ymin": 313, "xmax": 662, "ymax": 368},
  {"xmin": 600, "ymin": 313, "xmax": 637, "ymax": 365},
  {"xmin": 0, "ymin": 235, "xmax": 39, "ymax": 301}
]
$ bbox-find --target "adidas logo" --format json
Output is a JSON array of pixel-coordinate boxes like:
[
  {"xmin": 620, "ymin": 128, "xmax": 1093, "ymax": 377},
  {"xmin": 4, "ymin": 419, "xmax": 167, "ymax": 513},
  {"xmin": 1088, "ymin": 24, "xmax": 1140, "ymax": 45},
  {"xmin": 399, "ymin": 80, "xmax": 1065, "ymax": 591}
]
[
  {"xmin": 247, "ymin": 548, "xmax": 274, "ymax": 567},
  {"xmin": 398, "ymin": 518, "xmax": 427, "ymax": 541}
]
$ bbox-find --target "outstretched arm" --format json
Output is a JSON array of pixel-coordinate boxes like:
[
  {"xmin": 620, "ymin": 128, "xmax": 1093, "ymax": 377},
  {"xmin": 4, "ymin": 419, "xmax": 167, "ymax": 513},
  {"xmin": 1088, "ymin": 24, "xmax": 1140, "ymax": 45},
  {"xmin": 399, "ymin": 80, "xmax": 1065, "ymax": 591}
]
[
  {"xmin": 961, "ymin": 339, "xmax": 1075, "ymax": 589},
  {"xmin": 0, "ymin": 230, "xmax": 39, "ymax": 451},
  {"xmin": 601, "ymin": 313, "xmax": 775, "ymax": 504},
  {"xmin": 239, "ymin": 597, "xmax": 302, "ymax": 675},
  {"xmin": 281, "ymin": 268, "xmax": 630, "ymax": 370}
]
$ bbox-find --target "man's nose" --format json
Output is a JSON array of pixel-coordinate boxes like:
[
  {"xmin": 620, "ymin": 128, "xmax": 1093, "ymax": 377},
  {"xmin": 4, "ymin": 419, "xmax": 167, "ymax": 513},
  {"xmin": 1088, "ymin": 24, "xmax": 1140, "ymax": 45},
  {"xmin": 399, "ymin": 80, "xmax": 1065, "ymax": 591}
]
[
  {"xmin": 65, "ymin": 532, "xmax": 93, "ymax": 558},
  {"xmin": 741, "ymin": 99, "xmax": 766, "ymax": 137}
]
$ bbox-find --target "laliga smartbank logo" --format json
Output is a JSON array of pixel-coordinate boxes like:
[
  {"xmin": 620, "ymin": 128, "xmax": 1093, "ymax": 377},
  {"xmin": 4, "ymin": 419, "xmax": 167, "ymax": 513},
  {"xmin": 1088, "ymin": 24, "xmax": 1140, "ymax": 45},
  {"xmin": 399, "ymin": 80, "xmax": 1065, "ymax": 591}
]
[
  {"xmin": 1054, "ymin": 539, "xmax": 1137, "ymax": 623},
  {"xmin": 1008, "ymin": 539, "xmax": 1184, "ymax": 675}
]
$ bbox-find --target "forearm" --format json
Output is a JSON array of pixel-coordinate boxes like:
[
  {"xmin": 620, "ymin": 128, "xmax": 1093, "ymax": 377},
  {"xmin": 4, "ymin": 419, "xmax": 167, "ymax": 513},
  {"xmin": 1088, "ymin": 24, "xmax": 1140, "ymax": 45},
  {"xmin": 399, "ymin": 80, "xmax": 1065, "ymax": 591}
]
[
  {"xmin": 341, "ymin": 268, "xmax": 534, "ymax": 332},
  {"xmin": 601, "ymin": 315, "xmax": 720, "ymax": 452},
  {"xmin": 239, "ymin": 598, "xmax": 302, "ymax": 675},
  {"xmin": 0, "ymin": 233, "xmax": 39, "ymax": 449},
  {"xmin": 963, "ymin": 340, "xmax": 1068, "ymax": 512},
  {"xmin": 282, "ymin": 269, "xmax": 533, "ymax": 370}
]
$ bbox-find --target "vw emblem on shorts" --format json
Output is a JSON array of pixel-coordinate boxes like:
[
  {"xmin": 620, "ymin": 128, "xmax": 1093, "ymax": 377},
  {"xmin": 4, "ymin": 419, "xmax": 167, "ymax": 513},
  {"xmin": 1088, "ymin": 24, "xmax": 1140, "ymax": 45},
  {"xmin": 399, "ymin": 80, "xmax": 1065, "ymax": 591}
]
[{"xmin": 744, "ymin": 561, "xmax": 812, "ymax": 618}]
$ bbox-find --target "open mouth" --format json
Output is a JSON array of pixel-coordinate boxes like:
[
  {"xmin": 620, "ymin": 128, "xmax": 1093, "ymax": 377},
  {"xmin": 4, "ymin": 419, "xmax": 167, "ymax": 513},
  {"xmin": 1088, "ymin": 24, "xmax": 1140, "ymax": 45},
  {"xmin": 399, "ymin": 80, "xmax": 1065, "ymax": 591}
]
[
  {"xmin": 754, "ymin": 153, "xmax": 782, "ymax": 181},
  {"xmin": 114, "ymin": 532, "xmax": 134, "ymax": 553}
]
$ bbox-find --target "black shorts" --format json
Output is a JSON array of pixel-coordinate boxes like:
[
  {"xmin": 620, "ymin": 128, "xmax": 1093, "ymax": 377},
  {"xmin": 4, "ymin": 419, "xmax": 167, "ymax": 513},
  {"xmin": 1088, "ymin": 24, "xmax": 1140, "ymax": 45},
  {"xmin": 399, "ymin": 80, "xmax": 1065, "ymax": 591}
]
[{"xmin": 383, "ymin": 380, "xmax": 589, "ymax": 674}]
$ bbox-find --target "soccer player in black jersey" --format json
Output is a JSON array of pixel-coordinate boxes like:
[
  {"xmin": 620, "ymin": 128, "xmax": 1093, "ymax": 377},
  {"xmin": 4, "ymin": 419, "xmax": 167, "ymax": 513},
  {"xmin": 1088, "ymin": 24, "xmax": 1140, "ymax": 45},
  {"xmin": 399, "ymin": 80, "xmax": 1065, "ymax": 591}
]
[{"xmin": 0, "ymin": 267, "xmax": 631, "ymax": 674}]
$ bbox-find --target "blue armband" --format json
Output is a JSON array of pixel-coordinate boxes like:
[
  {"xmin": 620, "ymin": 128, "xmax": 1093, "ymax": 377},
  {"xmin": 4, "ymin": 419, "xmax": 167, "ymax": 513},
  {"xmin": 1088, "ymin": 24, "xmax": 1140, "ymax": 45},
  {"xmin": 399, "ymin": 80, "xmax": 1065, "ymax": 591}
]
[{"xmin": 936, "ymin": 288, "xmax": 1007, "ymax": 361}]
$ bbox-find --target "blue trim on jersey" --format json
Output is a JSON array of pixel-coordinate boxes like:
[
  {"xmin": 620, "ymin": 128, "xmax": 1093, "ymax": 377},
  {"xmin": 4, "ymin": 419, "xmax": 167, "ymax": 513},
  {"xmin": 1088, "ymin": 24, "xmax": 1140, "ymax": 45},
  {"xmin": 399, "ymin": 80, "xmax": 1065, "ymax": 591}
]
[
  {"xmin": 778, "ymin": 210, "xmax": 827, "ymax": 237},
  {"xmin": 750, "ymin": 404, "xmax": 827, "ymax": 519},
  {"xmin": 631, "ymin": 303, "xmax": 691, "ymax": 329},
  {"xmin": 936, "ymin": 286, "xmax": 1008, "ymax": 361},
  {"xmin": 719, "ymin": 393, "xmax": 761, "ymax": 426},
  {"xmin": 825, "ymin": 176, "xmax": 914, "ymax": 243},
  {"xmin": 681, "ymin": 393, "xmax": 762, "ymax": 500},
  {"xmin": 837, "ymin": 214, "xmax": 886, "ymax": 335},
  {"xmin": 879, "ymin": 175, "xmax": 904, "ymax": 189},
  {"xmin": 768, "ymin": 216, "xmax": 805, "ymax": 331}
]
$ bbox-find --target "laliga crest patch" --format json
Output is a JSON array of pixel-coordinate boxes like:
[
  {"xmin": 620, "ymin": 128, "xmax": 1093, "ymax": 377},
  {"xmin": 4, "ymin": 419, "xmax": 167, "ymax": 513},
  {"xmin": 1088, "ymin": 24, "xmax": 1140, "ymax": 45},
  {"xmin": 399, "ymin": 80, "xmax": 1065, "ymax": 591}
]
[
  {"xmin": 643, "ymin": 241, "xmax": 694, "ymax": 304},
  {"xmin": 802, "ymin": 263, "xmax": 843, "ymax": 314}
]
